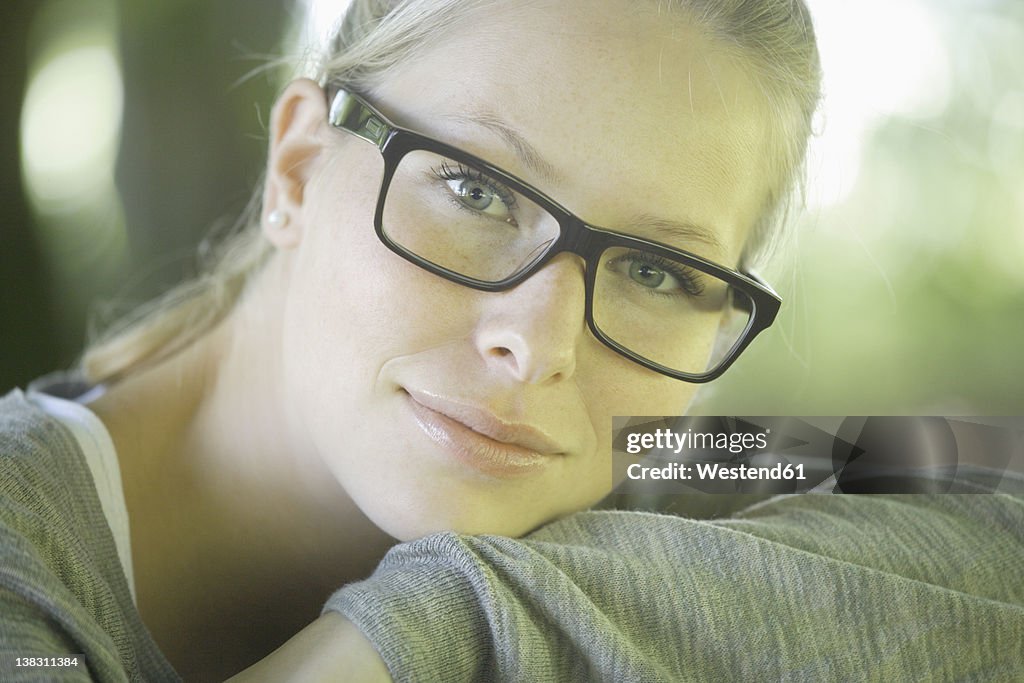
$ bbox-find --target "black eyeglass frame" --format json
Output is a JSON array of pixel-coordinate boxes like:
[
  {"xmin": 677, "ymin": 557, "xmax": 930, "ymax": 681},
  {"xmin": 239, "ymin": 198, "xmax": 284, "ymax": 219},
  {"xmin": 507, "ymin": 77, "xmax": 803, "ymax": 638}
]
[{"xmin": 325, "ymin": 86, "xmax": 781, "ymax": 383}]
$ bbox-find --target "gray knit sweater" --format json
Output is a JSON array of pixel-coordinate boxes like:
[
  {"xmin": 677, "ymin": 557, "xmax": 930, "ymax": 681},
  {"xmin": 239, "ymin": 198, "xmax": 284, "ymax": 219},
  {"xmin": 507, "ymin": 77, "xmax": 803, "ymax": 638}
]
[
  {"xmin": 0, "ymin": 390, "xmax": 177, "ymax": 681},
  {"xmin": 2, "ymin": 388, "xmax": 1023, "ymax": 681}
]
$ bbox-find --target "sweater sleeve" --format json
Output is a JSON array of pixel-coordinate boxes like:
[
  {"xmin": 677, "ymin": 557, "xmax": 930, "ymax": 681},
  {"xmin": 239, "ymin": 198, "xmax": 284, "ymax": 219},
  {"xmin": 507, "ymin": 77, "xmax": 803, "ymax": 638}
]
[
  {"xmin": 0, "ymin": 390, "xmax": 179, "ymax": 683},
  {"xmin": 324, "ymin": 491, "xmax": 1024, "ymax": 682}
]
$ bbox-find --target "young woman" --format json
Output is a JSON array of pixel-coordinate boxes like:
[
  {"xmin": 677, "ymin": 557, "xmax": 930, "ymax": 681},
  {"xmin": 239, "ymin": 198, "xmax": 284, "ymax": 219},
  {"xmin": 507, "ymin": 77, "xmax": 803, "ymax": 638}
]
[{"xmin": 3, "ymin": 0, "xmax": 1022, "ymax": 681}]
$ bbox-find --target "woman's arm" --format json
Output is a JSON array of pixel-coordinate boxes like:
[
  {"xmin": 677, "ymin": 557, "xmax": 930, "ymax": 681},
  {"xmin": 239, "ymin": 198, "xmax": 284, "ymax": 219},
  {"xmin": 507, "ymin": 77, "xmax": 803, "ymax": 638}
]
[
  {"xmin": 226, "ymin": 612, "xmax": 391, "ymax": 683},
  {"xmin": 234, "ymin": 483, "xmax": 1024, "ymax": 682},
  {"xmin": 321, "ymin": 493, "xmax": 1024, "ymax": 682}
]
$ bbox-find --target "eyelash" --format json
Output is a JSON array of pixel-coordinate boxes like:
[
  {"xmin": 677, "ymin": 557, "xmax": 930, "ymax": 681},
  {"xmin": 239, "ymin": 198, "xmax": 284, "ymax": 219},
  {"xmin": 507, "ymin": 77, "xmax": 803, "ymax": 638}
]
[
  {"xmin": 621, "ymin": 250, "xmax": 706, "ymax": 297},
  {"xmin": 433, "ymin": 162, "xmax": 519, "ymax": 215}
]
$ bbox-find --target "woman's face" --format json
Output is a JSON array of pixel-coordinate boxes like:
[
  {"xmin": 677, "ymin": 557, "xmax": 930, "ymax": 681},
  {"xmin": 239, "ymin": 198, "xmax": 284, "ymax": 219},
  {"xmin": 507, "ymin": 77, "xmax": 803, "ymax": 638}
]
[{"xmin": 270, "ymin": 0, "xmax": 773, "ymax": 540}]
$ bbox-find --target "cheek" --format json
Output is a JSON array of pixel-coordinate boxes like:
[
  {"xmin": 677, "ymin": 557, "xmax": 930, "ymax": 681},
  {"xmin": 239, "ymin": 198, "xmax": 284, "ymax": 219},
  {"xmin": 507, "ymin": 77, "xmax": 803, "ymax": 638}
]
[
  {"xmin": 284, "ymin": 159, "xmax": 479, "ymax": 377},
  {"xmin": 577, "ymin": 364, "xmax": 697, "ymax": 493},
  {"xmin": 290, "ymin": 243, "xmax": 478, "ymax": 368},
  {"xmin": 579, "ymin": 356, "xmax": 699, "ymax": 448},
  {"xmin": 278, "ymin": 187, "xmax": 494, "ymax": 461}
]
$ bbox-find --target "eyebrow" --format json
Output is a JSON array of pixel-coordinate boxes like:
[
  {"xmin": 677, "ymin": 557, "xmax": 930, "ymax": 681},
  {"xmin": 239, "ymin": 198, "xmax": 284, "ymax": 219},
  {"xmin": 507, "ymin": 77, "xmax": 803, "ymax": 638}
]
[
  {"xmin": 624, "ymin": 214, "xmax": 727, "ymax": 254},
  {"xmin": 450, "ymin": 110, "xmax": 564, "ymax": 185}
]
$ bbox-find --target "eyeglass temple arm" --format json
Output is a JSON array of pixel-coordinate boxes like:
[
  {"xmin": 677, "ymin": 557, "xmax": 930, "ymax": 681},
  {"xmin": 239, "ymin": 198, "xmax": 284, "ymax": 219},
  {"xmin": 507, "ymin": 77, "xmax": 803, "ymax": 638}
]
[{"xmin": 327, "ymin": 88, "xmax": 391, "ymax": 148}]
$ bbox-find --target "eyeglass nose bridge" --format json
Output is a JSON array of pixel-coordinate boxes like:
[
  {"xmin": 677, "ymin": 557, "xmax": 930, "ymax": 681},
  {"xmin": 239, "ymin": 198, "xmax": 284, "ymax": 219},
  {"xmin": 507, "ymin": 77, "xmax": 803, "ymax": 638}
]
[
  {"xmin": 560, "ymin": 216, "xmax": 598, "ymax": 259},
  {"xmin": 511, "ymin": 214, "xmax": 599, "ymax": 287}
]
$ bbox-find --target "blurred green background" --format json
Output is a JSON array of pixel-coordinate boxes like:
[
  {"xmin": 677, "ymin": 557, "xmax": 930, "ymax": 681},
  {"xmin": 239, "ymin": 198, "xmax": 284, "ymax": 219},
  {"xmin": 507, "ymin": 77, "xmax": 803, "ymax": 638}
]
[
  {"xmin": 699, "ymin": 0, "xmax": 1024, "ymax": 415},
  {"xmin": 1, "ymin": 0, "xmax": 289, "ymax": 389},
  {"xmin": 1, "ymin": 0, "xmax": 1022, "ymax": 414}
]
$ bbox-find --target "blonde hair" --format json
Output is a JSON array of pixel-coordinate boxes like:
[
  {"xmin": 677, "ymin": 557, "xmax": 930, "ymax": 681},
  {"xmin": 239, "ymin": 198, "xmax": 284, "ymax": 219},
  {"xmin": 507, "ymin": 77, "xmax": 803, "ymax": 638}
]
[
  {"xmin": 677, "ymin": 0, "xmax": 822, "ymax": 267},
  {"xmin": 82, "ymin": 0, "xmax": 821, "ymax": 384}
]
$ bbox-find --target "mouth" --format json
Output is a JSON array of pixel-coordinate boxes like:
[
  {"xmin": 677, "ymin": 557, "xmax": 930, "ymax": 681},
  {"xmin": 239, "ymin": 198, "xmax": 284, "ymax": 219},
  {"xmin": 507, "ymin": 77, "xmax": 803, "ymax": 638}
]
[{"xmin": 402, "ymin": 388, "xmax": 564, "ymax": 478}]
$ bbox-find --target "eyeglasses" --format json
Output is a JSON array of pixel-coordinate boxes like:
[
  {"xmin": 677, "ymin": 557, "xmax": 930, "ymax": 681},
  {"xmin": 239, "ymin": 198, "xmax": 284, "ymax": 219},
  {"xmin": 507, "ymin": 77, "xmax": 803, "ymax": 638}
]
[{"xmin": 325, "ymin": 87, "xmax": 781, "ymax": 383}]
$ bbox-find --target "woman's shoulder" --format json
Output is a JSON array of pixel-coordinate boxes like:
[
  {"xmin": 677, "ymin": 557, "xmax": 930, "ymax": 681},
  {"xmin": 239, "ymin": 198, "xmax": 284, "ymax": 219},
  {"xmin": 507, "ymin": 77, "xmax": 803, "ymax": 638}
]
[
  {"xmin": 0, "ymin": 386, "xmax": 87, "ymax": 489},
  {"xmin": 0, "ymin": 383, "xmax": 109, "ymax": 513},
  {"xmin": 0, "ymin": 384, "xmax": 179, "ymax": 681},
  {"xmin": 1, "ymin": 373, "xmax": 122, "ymax": 517}
]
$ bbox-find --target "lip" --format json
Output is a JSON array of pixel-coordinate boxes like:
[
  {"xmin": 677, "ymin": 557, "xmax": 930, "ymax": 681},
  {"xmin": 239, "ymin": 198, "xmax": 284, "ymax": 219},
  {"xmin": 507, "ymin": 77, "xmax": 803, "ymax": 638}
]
[{"xmin": 402, "ymin": 388, "xmax": 564, "ymax": 478}]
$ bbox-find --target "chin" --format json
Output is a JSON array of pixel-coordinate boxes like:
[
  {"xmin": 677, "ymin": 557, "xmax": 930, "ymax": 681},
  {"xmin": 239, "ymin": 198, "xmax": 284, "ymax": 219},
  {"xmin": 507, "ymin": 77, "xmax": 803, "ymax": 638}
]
[{"xmin": 361, "ymin": 493, "xmax": 565, "ymax": 542}]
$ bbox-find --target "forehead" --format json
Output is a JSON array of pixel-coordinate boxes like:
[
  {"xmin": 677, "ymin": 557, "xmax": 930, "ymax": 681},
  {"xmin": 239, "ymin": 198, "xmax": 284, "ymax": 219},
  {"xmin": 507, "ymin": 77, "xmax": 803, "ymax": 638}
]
[{"xmin": 367, "ymin": 0, "xmax": 772, "ymax": 260}]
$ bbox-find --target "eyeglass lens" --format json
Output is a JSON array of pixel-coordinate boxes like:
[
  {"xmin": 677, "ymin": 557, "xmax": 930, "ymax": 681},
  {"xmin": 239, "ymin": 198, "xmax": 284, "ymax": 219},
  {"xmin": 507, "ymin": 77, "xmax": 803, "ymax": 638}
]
[{"xmin": 381, "ymin": 149, "xmax": 754, "ymax": 375}]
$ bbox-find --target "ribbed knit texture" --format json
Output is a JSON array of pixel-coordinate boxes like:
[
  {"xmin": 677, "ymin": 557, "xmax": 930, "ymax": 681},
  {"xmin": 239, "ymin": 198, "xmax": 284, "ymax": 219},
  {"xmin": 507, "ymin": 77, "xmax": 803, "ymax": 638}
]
[
  {"xmin": 0, "ymin": 390, "xmax": 179, "ymax": 682},
  {"xmin": 326, "ymin": 486, "xmax": 1024, "ymax": 681}
]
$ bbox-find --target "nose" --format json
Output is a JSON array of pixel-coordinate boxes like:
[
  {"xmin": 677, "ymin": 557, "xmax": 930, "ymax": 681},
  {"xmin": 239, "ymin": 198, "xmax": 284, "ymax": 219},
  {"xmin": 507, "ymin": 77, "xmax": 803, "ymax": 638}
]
[{"xmin": 473, "ymin": 253, "xmax": 587, "ymax": 385}]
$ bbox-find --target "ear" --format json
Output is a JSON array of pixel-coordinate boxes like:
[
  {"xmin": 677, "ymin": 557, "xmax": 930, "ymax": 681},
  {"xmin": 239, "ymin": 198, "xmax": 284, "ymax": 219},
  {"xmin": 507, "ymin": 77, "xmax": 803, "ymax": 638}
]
[{"xmin": 262, "ymin": 78, "xmax": 329, "ymax": 249}]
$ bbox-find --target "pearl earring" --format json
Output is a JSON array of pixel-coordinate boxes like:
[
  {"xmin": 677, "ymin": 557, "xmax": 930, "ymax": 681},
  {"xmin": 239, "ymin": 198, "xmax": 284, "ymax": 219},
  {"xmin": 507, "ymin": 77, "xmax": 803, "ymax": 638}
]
[{"xmin": 267, "ymin": 210, "xmax": 288, "ymax": 228}]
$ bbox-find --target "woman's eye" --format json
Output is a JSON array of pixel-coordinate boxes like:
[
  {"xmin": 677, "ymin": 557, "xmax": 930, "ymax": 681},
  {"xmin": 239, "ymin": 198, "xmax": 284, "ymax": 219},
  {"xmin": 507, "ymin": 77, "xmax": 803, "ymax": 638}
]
[
  {"xmin": 628, "ymin": 260, "xmax": 680, "ymax": 292},
  {"xmin": 622, "ymin": 260, "xmax": 671, "ymax": 286},
  {"xmin": 604, "ymin": 251, "xmax": 704, "ymax": 297},
  {"xmin": 446, "ymin": 178, "xmax": 512, "ymax": 219}
]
